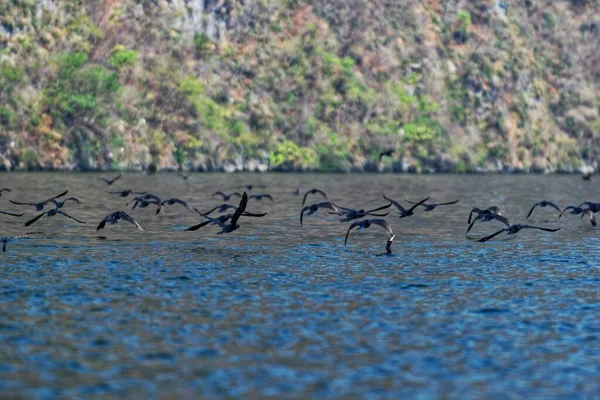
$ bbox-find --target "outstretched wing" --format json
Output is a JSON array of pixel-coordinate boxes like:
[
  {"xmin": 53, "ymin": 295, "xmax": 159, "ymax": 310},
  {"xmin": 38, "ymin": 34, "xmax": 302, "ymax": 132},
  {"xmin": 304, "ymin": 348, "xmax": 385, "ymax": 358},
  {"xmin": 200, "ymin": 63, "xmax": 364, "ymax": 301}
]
[
  {"xmin": 492, "ymin": 214, "xmax": 511, "ymax": 227},
  {"xmin": 436, "ymin": 199, "xmax": 459, "ymax": 206},
  {"xmin": 212, "ymin": 191, "xmax": 226, "ymax": 199},
  {"xmin": 302, "ymin": 188, "xmax": 327, "ymax": 206},
  {"xmin": 382, "ymin": 194, "xmax": 406, "ymax": 213},
  {"xmin": 64, "ymin": 197, "xmax": 82, "ymax": 205},
  {"xmin": 9, "ymin": 200, "xmax": 37, "ymax": 206},
  {"xmin": 241, "ymin": 212, "xmax": 268, "ymax": 217},
  {"xmin": 197, "ymin": 205, "xmax": 219, "ymax": 216},
  {"xmin": 96, "ymin": 220, "xmax": 107, "ymax": 231},
  {"xmin": 521, "ymin": 225, "xmax": 561, "ymax": 232},
  {"xmin": 0, "ymin": 210, "xmax": 24, "ymax": 217},
  {"xmin": 526, "ymin": 202, "xmax": 540, "ymax": 219},
  {"xmin": 185, "ymin": 220, "xmax": 213, "ymax": 231},
  {"xmin": 230, "ymin": 192, "xmax": 248, "ymax": 226},
  {"xmin": 57, "ymin": 211, "xmax": 86, "ymax": 224},
  {"xmin": 24, "ymin": 213, "xmax": 45, "ymax": 227},
  {"xmin": 406, "ymin": 197, "xmax": 430, "ymax": 213},
  {"xmin": 344, "ymin": 221, "xmax": 362, "ymax": 245},
  {"xmin": 49, "ymin": 190, "xmax": 68, "ymax": 201},
  {"xmin": 546, "ymin": 201, "xmax": 562, "ymax": 215},
  {"xmin": 476, "ymin": 228, "xmax": 510, "ymax": 243},
  {"xmin": 120, "ymin": 212, "xmax": 144, "ymax": 231},
  {"xmin": 108, "ymin": 174, "xmax": 122, "ymax": 184},
  {"xmin": 365, "ymin": 203, "xmax": 392, "ymax": 214},
  {"xmin": 370, "ymin": 219, "xmax": 395, "ymax": 236}
]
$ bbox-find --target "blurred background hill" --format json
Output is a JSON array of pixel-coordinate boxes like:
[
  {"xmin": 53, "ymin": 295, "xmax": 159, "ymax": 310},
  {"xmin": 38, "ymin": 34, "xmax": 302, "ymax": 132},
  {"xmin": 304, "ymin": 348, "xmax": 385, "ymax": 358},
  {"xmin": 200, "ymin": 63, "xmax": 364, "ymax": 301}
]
[{"xmin": 0, "ymin": 0, "xmax": 598, "ymax": 172}]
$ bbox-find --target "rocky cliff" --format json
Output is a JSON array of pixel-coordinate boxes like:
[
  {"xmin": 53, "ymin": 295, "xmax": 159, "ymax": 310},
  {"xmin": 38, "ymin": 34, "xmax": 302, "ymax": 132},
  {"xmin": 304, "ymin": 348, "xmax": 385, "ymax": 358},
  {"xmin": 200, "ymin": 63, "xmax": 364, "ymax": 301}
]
[{"xmin": 0, "ymin": 0, "xmax": 598, "ymax": 172}]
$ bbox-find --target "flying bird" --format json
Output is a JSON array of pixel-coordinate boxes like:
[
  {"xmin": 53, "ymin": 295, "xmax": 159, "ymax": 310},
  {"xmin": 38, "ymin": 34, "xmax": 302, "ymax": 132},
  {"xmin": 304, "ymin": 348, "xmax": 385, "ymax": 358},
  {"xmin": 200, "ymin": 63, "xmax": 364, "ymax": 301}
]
[
  {"xmin": 161, "ymin": 198, "xmax": 193, "ymax": 212},
  {"xmin": 249, "ymin": 194, "xmax": 274, "ymax": 202},
  {"xmin": 109, "ymin": 189, "xmax": 147, "ymax": 197},
  {"xmin": 10, "ymin": 190, "xmax": 69, "ymax": 211},
  {"xmin": 405, "ymin": 199, "xmax": 459, "ymax": 211},
  {"xmin": 335, "ymin": 203, "xmax": 392, "ymax": 222},
  {"xmin": 203, "ymin": 192, "xmax": 250, "ymax": 234},
  {"xmin": 212, "ymin": 191, "xmax": 242, "ymax": 201},
  {"xmin": 344, "ymin": 219, "xmax": 396, "ymax": 254},
  {"xmin": 466, "ymin": 212, "xmax": 510, "ymax": 234},
  {"xmin": 302, "ymin": 188, "xmax": 328, "ymax": 206},
  {"xmin": 2, "ymin": 239, "xmax": 6, "ymax": 252},
  {"xmin": 97, "ymin": 211, "xmax": 144, "ymax": 231},
  {"xmin": 127, "ymin": 194, "xmax": 162, "ymax": 209},
  {"xmin": 468, "ymin": 206, "xmax": 501, "ymax": 224},
  {"xmin": 195, "ymin": 204, "xmax": 238, "ymax": 216},
  {"xmin": 477, "ymin": 224, "xmax": 561, "ymax": 242},
  {"xmin": 526, "ymin": 201, "xmax": 561, "ymax": 219},
  {"xmin": 238, "ymin": 184, "xmax": 267, "ymax": 190},
  {"xmin": 186, "ymin": 210, "xmax": 267, "ymax": 231},
  {"xmin": 383, "ymin": 195, "xmax": 430, "ymax": 218},
  {"xmin": 24, "ymin": 208, "xmax": 85, "ymax": 227},
  {"xmin": 579, "ymin": 202, "xmax": 600, "ymax": 213},
  {"xmin": 98, "ymin": 174, "xmax": 122, "ymax": 185},
  {"xmin": 300, "ymin": 201, "xmax": 342, "ymax": 226},
  {"xmin": 49, "ymin": 197, "xmax": 82, "ymax": 209}
]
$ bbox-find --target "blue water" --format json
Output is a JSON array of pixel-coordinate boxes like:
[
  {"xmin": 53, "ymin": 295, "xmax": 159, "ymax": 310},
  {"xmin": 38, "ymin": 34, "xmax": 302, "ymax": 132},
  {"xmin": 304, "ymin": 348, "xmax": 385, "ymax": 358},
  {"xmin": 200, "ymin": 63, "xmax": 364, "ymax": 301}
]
[{"xmin": 0, "ymin": 173, "xmax": 599, "ymax": 398}]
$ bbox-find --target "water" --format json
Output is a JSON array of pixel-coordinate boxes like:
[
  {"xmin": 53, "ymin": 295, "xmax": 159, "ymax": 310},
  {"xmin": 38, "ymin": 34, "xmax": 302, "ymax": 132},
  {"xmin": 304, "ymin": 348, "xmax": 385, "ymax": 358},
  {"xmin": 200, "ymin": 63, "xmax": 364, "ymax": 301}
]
[{"xmin": 0, "ymin": 173, "xmax": 599, "ymax": 398}]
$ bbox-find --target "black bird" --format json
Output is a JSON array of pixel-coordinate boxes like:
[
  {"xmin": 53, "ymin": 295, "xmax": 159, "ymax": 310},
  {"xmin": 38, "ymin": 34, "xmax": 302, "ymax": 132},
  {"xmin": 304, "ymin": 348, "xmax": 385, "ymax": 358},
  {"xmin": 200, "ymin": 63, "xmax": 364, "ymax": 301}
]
[
  {"xmin": 527, "ymin": 201, "xmax": 561, "ymax": 219},
  {"xmin": 405, "ymin": 199, "xmax": 459, "ymax": 211},
  {"xmin": 204, "ymin": 192, "xmax": 250, "ymax": 234},
  {"xmin": 0, "ymin": 210, "xmax": 24, "ymax": 217},
  {"xmin": 379, "ymin": 149, "xmax": 396, "ymax": 161},
  {"xmin": 302, "ymin": 188, "xmax": 328, "ymax": 206},
  {"xmin": 0, "ymin": 188, "xmax": 11, "ymax": 196},
  {"xmin": 195, "ymin": 204, "xmax": 238, "ymax": 216},
  {"xmin": 186, "ymin": 211, "xmax": 267, "ymax": 231},
  {"xmin": 97, "ymin": 211, "xmax": 143, "ymax": 231},
  {"xmin": 238, "ymin": 184, "xmax": 266, "ymax": 190},
  {"xmin": 98, "ymin": 174, "xmax": 122, "ymax": 185},
  {"xmin": 161, "ymin": 198, "xmax": 193, "ymax": 212},
  {"xmin": 249, "ymin": 194, "xmax": 274, "ymax": 202},
  {"xmin": 10, "ymin": 190, "xmax": 69, "ymax": 211},
  {"xmin": 579, "ymin": 202, "xmax": 600, "ymax": 213},
  {"xmin": 466, "ymin": 212, "xmax": 510, "ymax": 234},
  {"xmin": 582, "ymin": 172, "xmax": 593, "ymax": 181},
  {"xmin": 49, "ymin": 197, "xmax": 82, "ymax": 209},
  {"xmin": 300, "ymin": 201, "xmax": 342, "ymax": 226},
  {"xmin": 383, "ymin": 195, "xmax": 430, "ymax": 218},
  {"xmin": 109, "ymin": 189, "xmax": 147, "ymax": 197},
  {"xmin": 24, "ymin": 208, "xmax": 85, "ymax": 227},
  {"xmin": 127, "ymin": 194, "xmax": 162, "ymax": 209},
  {"xmin": 468, "ymin": 206, "xmax": 501, "ymax": 224},
  {"xmin": 212, "ymin": 191, "xmax": 242, "ymax": 201},
  {"xmin": 344, "ymin": 219, "xmax": 396, "ymax": 254},
  {"xmin": 477, "ymin": 224, "xmax": 561, "ymax": 242},
  {"xmin": 335, "ymin": 203, "xmax": 392, "ymax": 222},
  {"xmin": 560, "ymin": 205, "xmax": 587, "ymax": 217},
  {"xmin": 2, "ymin": 239, "xmax": 6, "ymax": 252}
]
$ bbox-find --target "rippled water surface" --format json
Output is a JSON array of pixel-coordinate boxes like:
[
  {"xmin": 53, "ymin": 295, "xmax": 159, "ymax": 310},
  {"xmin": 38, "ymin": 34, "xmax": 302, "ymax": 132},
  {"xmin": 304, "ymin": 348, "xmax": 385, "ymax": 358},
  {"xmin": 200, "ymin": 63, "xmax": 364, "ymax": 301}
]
[{"xmin": 1, "ymin": 173, "xmax": 599, "ymax": 398}]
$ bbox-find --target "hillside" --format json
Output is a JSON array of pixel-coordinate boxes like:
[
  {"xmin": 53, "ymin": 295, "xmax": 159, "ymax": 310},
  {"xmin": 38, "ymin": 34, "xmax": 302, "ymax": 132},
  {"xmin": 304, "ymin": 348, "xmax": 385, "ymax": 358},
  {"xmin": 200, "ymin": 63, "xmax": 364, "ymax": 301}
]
[{"xmin": 0, "ymin": 0, "xmax": 599, "ymax": 172}]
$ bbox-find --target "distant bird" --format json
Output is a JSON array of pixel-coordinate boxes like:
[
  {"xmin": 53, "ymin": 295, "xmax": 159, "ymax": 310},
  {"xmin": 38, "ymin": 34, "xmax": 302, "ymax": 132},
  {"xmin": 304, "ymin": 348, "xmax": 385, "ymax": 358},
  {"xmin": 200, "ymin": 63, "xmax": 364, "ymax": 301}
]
[
  {"xmin": 379, "ymin": 149, "xmax": 396, "ymax": 161},
  {"xmin": 109, "ymin": 189, "xmax": 147, "ymax": 198},
  {"xmin": 49, "ymin": 197, "xmax": 81, "ymax": 209},
  {"xmin": 24, "ymin": 208, "xmax": 85, "ymax": 227},
  {"xmin": 238, "ymin": 184, "xmax": 266, "ymax": 190},
  {"xmin": 195, "ymin": 204, "xmax": 238, "ymax": 216},
  {"xmin": 249, "ymin": 194, "xmax": 274, "ymax": 202},
  {"xmin": 302, "ymin": 188, "xmax": 327, "ymax": 206},
  {"xmin": 466, "ymin": 212, "xmax": 510, "ymax": 234},
  {"xmin": 186, "ymin": 211, "xmax": 267, "ymax": 231},
  {"xmin": 383, "ymin": 195, "xmax": 429, "ymax": 218},
  {"xmin": 0, "ymin": 210, "xmax": 24, "ymax": 217},
  {"xmin": 212, "ymin": 191, "xmax": 242, "ymax": 201},
  {"xmin": 582, "ymin": 172, "xmax": 593, "ymax": 181},
  {"xmin": 344, "ymin": 219, "xmax": 396, "ymax": 254},
  {"xmin": 10, "ymin": 190, "xmax": 68, "ymax": 211},
  {"xmin": 98, "ymin": 174, "xmax": 122, "ymax": 185},
  {"xmin": 300, "ymin": 201, "xmax": 342, "ymax": 226},
  {"xmin": 161, "ymin": 198, "xmax": 193, "ymax": 212},
  {"xmin": 0, "ymin": 188, "xmax": 11, "ymax": 196},
  {"xmin": 97, "ymin": 211, "xmax": 143, "ymax": 231},
  {"xmin": 405, "ymin": 199, "xmax": 459, "ymax": 211},
  {"xmin": 526, "ymin": 201, "xmax": 561, "ymax": 219},
  {"xmin": 178, "ymin": 172, "xmax": 190, "ymax": 180},
  {"xmin": 127, "ymin": 194, "xmax": 162, "ymax": 209},
  {"xmin": 2, "ymin": 239, "xmax": 6, "ymax": 252},
  {"xmin": 203, "ymin": 192, "xmax": 250, "ymax": 234},
  {"xmin": 468, "ymin": 206, "xmax": 501, "ymax": 224},
  {"xmin": 477, "ymin": 224, "xmax": 561, "ymax": 242},
  {"xmin": 335, "ymin": 203, "xmax": 392, "ymax": 222}
]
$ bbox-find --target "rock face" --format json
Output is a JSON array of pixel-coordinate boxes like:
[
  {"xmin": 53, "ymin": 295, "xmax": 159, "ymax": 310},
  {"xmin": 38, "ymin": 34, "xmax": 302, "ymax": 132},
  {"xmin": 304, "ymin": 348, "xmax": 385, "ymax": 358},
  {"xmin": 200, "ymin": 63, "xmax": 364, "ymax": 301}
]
[{"xmin": 0, "ymin": 1, "xmax": 599, "ymax": 172}]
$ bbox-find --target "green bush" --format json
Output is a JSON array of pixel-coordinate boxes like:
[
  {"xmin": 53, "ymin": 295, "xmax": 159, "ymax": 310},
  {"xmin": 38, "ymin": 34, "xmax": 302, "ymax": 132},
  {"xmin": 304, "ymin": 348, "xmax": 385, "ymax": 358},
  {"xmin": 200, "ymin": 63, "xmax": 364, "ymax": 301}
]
[{"xmin": 108, "ymin": 46, "xmax": 138, "ymax": 69}]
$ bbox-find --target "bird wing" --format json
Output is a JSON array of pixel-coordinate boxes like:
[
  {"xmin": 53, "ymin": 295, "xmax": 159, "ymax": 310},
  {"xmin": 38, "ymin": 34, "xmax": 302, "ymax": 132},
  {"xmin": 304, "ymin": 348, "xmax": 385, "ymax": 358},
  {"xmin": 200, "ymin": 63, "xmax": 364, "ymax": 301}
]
[
  {"xmin": 64, "ymin": 197, "xmax": 82, "ymax": 204},
  {"xmin": 133, "ymin": 191, "xmax": 148, "ymax": 195},
  {"xmin": 212, "ymin": 191, "xmax": 226, "ymax": 198},
  {"xmin": 466, "ymin": 219, "xmax": 477, "ymax": 234},
  {"xmin": 108, "ymin": 174, "xmax": 122, "ymax": 184},
  {"xmin": 406, "ymin": 197, "xmax": 430, "ymax": 213},
  {"xmin": 367, "ymin": 212, "xmax": 389, "ymax": 217},
  {"xmin": 371, "ymin": 219, "xmax": 395, "ymax": 236},
  {"xmin": 436, "ymin": 200, "xmax": 460, "ymax": 206},
  {"xmin": 24, "ymin": 212, "xmax": 45, "ymax": 227},
  {"xmin": 0, "ymin": 188, "xmax": 11, "ymax": 193},
  {"xmin": 185, "ymin": 220, "xmax": 213, "ymax": 231},
  {"xmin": 263, "ymin": 194, "xmax": 275, "ymax": 202},
  {"xmin": 120, "ymin": 212, "xmax": 144, "ymax": 231},
  {"xmin": 9, "ymin": 200, "xmax": 37, "ymax": 206},
  {"xmin": 365, "ymin": 203, "xmax": 392, "ymax": 213},
  {"xmin": 96, "ymin": 220, "xmax": 107, "ymax": 231},
  {"xmin": 197, "ymin": 205, "xmax": 219, "ymax": 216},
  {"xmin": 382, "ymin": 195, "xmax": 406, "ymax": 212},
  {"xmin": 526, "ymin": 202, "xmax": 541, "ymax": 219},
  {"xmin": 492, "ymin": 214, "xmax": 511, "ymax": 227},
  {"xmin": 49, "ymin": 190, "xmax": 68, "ymax": 201},
  {"xmin": 520, "ymin": 225, "xmax": 561, "ymax": 232},
  {"xmin": 241, "ymin": 212, "xmax": 268, "ymax": 217},
  {"xmin": 344, "ymin": 221, "xmax": 362, "ymax": 245},
  {"xmin": 0, "ymin": 210, "xmax": 23, "ymax": 217},
  {"xmin": 57, "ymin": 211, "xmax": 86, "ymax": 224},
  {"xmin": 300, "ymin": 206, "xmax": 308, "ymax": 226},
  {"xmin": 476, "ymin": 228, "xmax": 510, "ymax": 242},
  {"xmin": 302, "ymin": 188, "xmax": 327, "ymax": 206},
  {"xmin": 230, "ymin": 192, "xmax": 248, "ymax": 226},
  {"xmin": 546, "ymin": 201, "xmax": 562, "ymax": 214}
]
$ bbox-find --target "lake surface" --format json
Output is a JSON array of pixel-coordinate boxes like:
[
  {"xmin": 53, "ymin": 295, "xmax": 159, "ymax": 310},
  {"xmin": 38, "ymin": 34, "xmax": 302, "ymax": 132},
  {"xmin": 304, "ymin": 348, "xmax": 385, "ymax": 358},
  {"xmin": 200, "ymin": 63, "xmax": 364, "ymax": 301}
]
[{"xmin": 0, "ymin": 173, "xmax": 599, "ymax": 398}]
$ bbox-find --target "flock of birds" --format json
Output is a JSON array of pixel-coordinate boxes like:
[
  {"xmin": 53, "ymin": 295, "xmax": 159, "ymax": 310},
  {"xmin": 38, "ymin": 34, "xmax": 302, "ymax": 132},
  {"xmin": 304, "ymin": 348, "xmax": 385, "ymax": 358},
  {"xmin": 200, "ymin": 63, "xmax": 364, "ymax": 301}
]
[{"xmin": 0, "ymin": 173, "xmax": 597, "ymax": 254}]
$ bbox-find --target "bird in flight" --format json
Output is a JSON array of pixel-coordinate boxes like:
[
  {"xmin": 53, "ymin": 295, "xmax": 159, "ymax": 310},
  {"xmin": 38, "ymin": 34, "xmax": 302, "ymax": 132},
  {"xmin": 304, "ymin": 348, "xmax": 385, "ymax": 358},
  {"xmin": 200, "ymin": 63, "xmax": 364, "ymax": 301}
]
[
  {"xmin": 49, "ymin": 197, "xmax": 82, "ymax": 209},
  {"xmin": 335, "ymin": 203, "xmax": 391, "ymax": 222},
  {"xmin": 249, "ymin": 194, "xmax": 274, "ymax": 202},
  {"xmin": 526, "ymin": 201, "xmax": 561, "ymax": 219},
  {"xmin": 212, "ymin": 191, "xmax": 242, "ymax": 201},
  {"xmin": 195, "ymin": 204, "xmax": 238, "ymax": 216},
  {"xmin": 466, "ymin": 212, "xmax": 510, "ymax": 234},
  {"xmin": 24, "ymin": 208, "xmax": 85, "ymax": 227},
  {"xmin": 10, "ymin": 190, "xmax": 69, "ymax": 211},
  {"xmin": 468, "ymin": 206, "xmax": 501, "ymax": 224},
  {"xmin": 161, "ymin": 198, "xmax": 193, "ymax": 212},
  {"xmin": 97, "ymin": 211, "xmax": 144, "ymax": 231},
  {"xmin": 344, "ymin": 219, "xmax": 396, "ymax": 254},
  {"xmin": 109, "ymin": 189, "xmax": 147, "ymax": 197},
  {"xmin": 383, "ymin": 195, "xmax": 429, "ymax": 218},
  {"xmin": 300, "ymin": 201, "xmax": 342, "ymax": 226},
  {"xmin": 302, "ymin": 188, "xmax": 327, "ymax": 206},
  {"xmin": 238, "ymin": 184, "xmax": 266, "ymax": 190},
  {"xmin": 98, "ymin": 174, "xmax": 122, "ymax": 185},
  {"xmin": 202, "ymin": 192, "xmax": 253, "ymax": 234},
  {"xmin": 186, "ymin": 210, "xmax": 267, "ymax": 231},
  {"xmin": 477, "ymin": 224, "xmax": 561, "ymax": 242},
  {"xmin": 405, "ymin": 199, "xmax": 459, "ymax": 212}
]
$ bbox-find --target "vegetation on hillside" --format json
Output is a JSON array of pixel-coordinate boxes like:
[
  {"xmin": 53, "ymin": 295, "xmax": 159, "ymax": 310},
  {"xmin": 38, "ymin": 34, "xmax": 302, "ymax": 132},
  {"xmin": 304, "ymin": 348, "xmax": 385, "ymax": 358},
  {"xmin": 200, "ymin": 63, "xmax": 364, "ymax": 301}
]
[{"xmin": 0, "ymin": 0, "xmax": 598, "ymax": 172}]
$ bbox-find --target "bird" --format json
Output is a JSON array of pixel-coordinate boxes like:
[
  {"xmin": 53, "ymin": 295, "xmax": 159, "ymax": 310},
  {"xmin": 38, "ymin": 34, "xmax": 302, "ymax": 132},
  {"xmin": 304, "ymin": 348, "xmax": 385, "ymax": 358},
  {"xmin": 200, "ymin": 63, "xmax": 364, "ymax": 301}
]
[
  {"xmin": 405, "ymin": 199, "xmax": 459, "ymax": 211},
  {"xmin": 195, "ymin": 204, "xmax": 238, "ymax": 216},
  {"xmin": 468, "ymin": 206, "xmax": 501, "ymax": 224},
  {"xmin": 582, "ymin": 172, "xmax": 593, "ymax": 181},
  {"xmin": 560, "ymin": 205, "xmax": 587, "ymax": 218},
  {"xmin": 0, "ymin": 210, "xmax": 24, "ymax": 217},
  {"xmin": 0, "ymin": 188, "xmax": 11, "ymax": 196},
  {"xmin": 97, "ymin": 211, "xmax": 143, "ymax": 231},
  {"xmin": 300, "ymin": 201, "xmax": 342, "ymax": 226},
  {"xmin": 344, "ymin": 219, "xmax": 396, "ymax": 254},
  {"xmin": 249, "ymin": 194, "xmax": 274, "ymax": 202},
  {"xmin": 238, "ymin": 184, "xmax": 266, "ymax": 190},
  {"xmin": 161, "ymin": 198, "xmax": 193, "ymax": 212},
  {"xmin": 526, "ymin": 201, "xmax": 561, "ymax": 219},
  {"xmin": 212, "ymin": 191, "xmax": 242, "ymax": 201},
  {"xmin": 10, "ymin": 190, "xmax": 69, "ymax": 211},
  {"xmin": 186, "ymin": 211, "xmax": 267, "ymax": 231},
  {"xmin": 383, "ymin": 195, "xmax": 430, "ymax": 218},
  {"xmin": 49, "ymin": 197, "xmax": 81, "ymax": 209},
  {"xmin": 178, "ymin": 172, "xmax": 190, "ymax": 180},
  {"xmin": 24, "ymin": 208, "xmax": 85, "ymax": 227},
  {"xmin": 578, "ymin": 202, "xmax": 600, "ymax": 213},
  {"xmin": 203, "ymin": 192, "xmax": 250, "ymax": 234},
  {"xmin": 127, "ymin": 194, "xmax": 162, "ymax": 209},
  {"xmin": 379, "ymin": 149, "xmax": 396, "ymax": 161},
  {"xmin": 302, "ymin": 188, "xmax": 327, "ymax": 206},
  {"xmin": 2, "ymin": 239, "xmax": 6, "ymax": 252},
  {"xmin": 581, "ymin": 209, "xmax": 597, "ymax": 226},
  {"xmin": 98, "ymin": 174, "xmax": 122, "ymax": 185},
  {"xmin": 109, "ymin": 189, "xmax": 147, "ymax": 197},
  {"xmin": 466, "ymin": 212, "xmax": 510, "ymax": 234},
  {"xmin": 335, "ymin": 203, "xmax": 392, "ymax": 222},
  {"xmin": 477, "ymin": 224, "xmax": 561, "ymax": 242}
]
